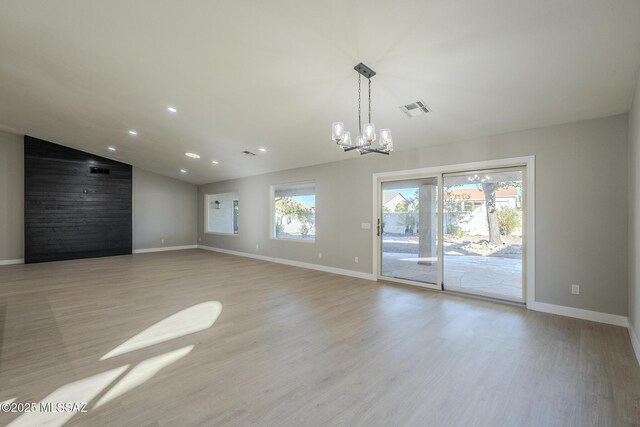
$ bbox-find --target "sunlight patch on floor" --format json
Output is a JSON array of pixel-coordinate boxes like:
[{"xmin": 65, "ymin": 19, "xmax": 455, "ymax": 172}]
[
  {"xmin": 8, "ymin": 366, "xmax": 129, "ymax": 427},
  {"xmin": 95, "ymin": 346, "xmax": 194, "ymax": 408},
  {"xmin": 101, "ymin": 301, "xmax": 222, "ymax": 360},
  {"xmin": 6, "ymin": 301, "xmax": 223, "ymax": 425}
]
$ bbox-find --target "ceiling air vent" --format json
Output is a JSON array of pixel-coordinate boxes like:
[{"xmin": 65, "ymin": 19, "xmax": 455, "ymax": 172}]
[
  {"xmin": 242, "ymin": 150, "xmax": 256, "ymax": 156},
  {"xmin": 400, "ymin": 100, "xmax": 431, "ymax": 117}
]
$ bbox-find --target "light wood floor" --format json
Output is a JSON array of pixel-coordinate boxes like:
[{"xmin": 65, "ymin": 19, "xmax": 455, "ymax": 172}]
[{"xmin": 0, "ymin": 249, "xmax": 639, "ymax": 426}]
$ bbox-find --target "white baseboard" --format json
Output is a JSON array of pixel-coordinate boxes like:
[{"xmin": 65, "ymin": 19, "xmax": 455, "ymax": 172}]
[
  {"xmin": 197, "ymin": 245, "xmax": 376, "ymax": 281},
  {"xmin": 629, "ymin": 325, "xmax": 640, "ymax": 366},
  {"xmin": 201, "ymin": 245, "xmax": 638, "ymax": 359},
  {"xmin": 0, "ymin": 258, "xmax": 24, "ymax": 266},
  {"xmin": 133, "ymin": 245, "xmax": 198, "ymax": 254},
  {"xmin": 530, "ymin": 301, "xmax": 629, "ymax": 328},
  {"xmin": 4, "ymin": 244, "xmax": 634, "ymax": 363}
]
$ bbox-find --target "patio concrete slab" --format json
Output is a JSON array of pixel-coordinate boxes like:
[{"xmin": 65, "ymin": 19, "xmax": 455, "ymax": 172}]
[{"xmin": 381, "ymin": 252, "xmax": 522, "ymax": 300}]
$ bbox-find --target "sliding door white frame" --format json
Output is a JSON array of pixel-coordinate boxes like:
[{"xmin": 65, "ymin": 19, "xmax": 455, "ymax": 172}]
[
  {"xmin": 442, "ymin": 166, "xmax": 527, "ymax": 303},
  {"xmin": 372, "ymin": 156, "xmax": 536, "ymax": 309},
  {"xmin": 376, "ymin": 174, "xmax": 442, "ymax": 290}
]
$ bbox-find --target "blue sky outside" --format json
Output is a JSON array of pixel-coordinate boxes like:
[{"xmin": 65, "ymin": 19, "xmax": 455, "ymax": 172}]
[
  {"xmin": 290, "ymin": 195, "xmax": 315, "ymax": 208},
  {"xmin": 387, "ymin": 183, "xmax": 485, "ymax": 202}
]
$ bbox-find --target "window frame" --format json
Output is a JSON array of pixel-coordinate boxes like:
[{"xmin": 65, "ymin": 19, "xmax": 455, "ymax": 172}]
[
  {"xmin": 204, "ymin": 191, "xmax": 240, "ymax": 236},
  {"xmin": 270, "ymin": 180, "xmax": 316, "ymax": 243}
]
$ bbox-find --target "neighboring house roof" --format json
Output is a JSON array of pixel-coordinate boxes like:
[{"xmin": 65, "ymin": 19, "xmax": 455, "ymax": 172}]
[
  {"xmin": 446, "ymin": 187, "xmax": 518, "ymax": 202},
  {"xmin": 383, "ymin": 192, "xmax": 408, "ymax": 210},
  {"xmin": 383, "ymin": 192, "xmax": 402, "ymax": 204}
]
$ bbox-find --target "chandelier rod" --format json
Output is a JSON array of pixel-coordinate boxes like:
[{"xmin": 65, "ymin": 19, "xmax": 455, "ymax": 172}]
[
  {"xmin": 358, "ymin": 73, "xmax": 362, "ymax": 135},
  {"xmin": 368, "ymin": 77, "xmax": 371, "ymax": 125}
]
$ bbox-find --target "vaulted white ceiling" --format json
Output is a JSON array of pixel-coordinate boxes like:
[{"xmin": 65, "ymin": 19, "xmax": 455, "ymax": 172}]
[{"xmin": 1, "ymin": 0, "xmax": 640, "ymax": 184}]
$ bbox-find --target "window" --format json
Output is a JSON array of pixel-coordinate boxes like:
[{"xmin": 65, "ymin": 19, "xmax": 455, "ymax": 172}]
[
  {"xmin": 205, "ymin": 192, "xmax": 239, "ymax": 234},
  {"xmin": 272, "ymin": 182, "xmax": 315, "ymax": 241}
]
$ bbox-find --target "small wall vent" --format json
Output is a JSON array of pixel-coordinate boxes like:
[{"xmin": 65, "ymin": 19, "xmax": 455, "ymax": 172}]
[
  {"xmin": 242, "ymin": 150, "xmax": 256, "ymax": 156},
  {"xmin": 89, "ymin": 167, "xmax": 110, "ymax": 174},
  {"xmin": 400, "ymin": 100, "xmax": 431, "ymax": 117}
]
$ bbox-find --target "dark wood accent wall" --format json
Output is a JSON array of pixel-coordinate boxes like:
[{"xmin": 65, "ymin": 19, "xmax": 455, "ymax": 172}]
[{"xmin": 24, "ymin": 136, "xmax": 132, "ymax": 263}]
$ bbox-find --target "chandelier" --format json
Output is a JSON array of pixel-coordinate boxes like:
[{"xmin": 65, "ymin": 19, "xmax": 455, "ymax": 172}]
[{"xmin": 332, "ymin": 63, "xmax": 393, "ymax": 155}]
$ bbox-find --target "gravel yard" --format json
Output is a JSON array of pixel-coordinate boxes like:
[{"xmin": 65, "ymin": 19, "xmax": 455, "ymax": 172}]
[{"xmin": 382, "ymin": 234, "xmax": 522, "ymax": 259}]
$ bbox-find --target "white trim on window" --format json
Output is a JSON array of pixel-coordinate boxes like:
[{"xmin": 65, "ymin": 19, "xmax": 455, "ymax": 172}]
[
  {"xmin": 204, "ymin": 191, "xmax": 240, "ymax": 236},
  {"xmin": 270, "ymin": 180, "xmax": 316, "ymax": 243}
]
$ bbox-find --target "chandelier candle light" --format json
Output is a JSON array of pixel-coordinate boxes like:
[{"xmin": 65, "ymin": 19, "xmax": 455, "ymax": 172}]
[{"xmin": 332, "ymin": 63, "xmax": 393, "ymax": 155}]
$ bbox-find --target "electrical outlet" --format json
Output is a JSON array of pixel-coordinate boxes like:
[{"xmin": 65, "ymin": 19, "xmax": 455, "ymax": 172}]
[
  {"xmin": 571, "ymin": 284, "xmax": 580, "ymax": 295},
  {"xmin": 161, "ymin": 238, "xmax": 165, "ymax": 244},
  {"xmin": 318, "ymin": 252, "xmax": 322, "ymax": 259},
  {"xmin": 256, "ymin": 243, "xmax": 259, "ymax": 250},
  {"xmin": 355, "ymin": 256, "xmax": 359, "ymax": 263}
]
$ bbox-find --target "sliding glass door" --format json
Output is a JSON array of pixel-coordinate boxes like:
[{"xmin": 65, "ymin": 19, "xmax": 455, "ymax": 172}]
[
  {"xmin": 442, "ymin": 168, "xmax": 525, "ymax": 302},
  {"xmin": 377, "ymin": 166, "xmax": 526, "ymax": 303},
  {"xmin": 380, "ymin": 177, "xmax": 440, "ymax": 288}
]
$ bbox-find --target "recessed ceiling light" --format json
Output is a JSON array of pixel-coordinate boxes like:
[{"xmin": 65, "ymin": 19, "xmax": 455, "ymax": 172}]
[
  {"xmin": 185, "ymin": 152, "xmax": 201, "ymax": 159},
  {"xmin": 107, "ymin": 146, "xmax": 116, "ymax": 151},
  {"xmin": 259, "ymin": 148, "xmax": 267, "ymax": 152},
  {"xmin": 212, "ymin": 160, "xmax": 219, "ymax": 164},
  {"xmin": 167, "ymin": 107, "xmax": 177, "ymax": 113},
  {"xmin": 180, "ymin": 169, "xmax": 187, "ymax": 174},
  {"xmin": 128, "ymin": 130, "xmax": 138, "ymax": 136}
]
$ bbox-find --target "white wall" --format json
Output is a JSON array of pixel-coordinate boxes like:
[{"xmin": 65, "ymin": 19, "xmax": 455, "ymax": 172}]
[
  {"xmin": 133, "ymin": 168, "xmax": 197, "ymax": 250},
  {"xmin": 0, "ymin": 131, "xmax": 23, "ymax": 262},
  {"xmin": 199, "ymin": 114, "xmax": 629, "ymax": 317},
  {"xmin": 628, "ymin": 71, "xmax": 640, "ymax": 348}
]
